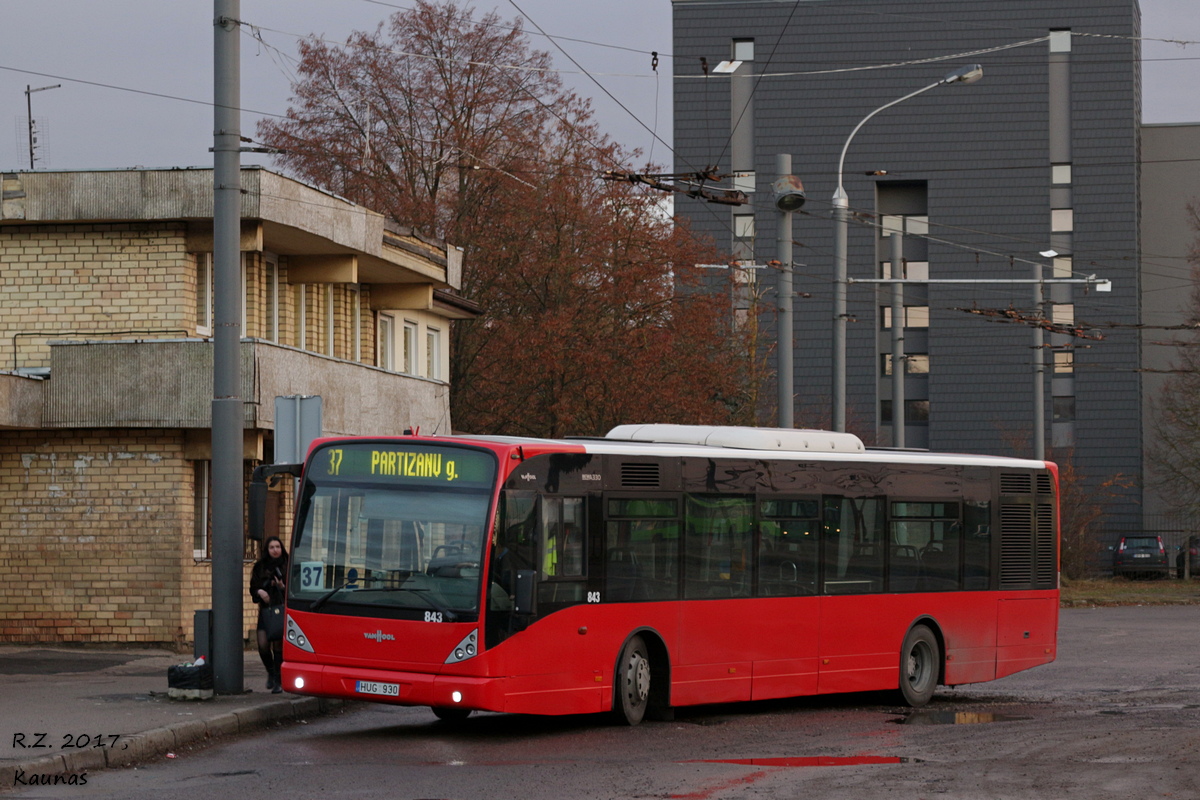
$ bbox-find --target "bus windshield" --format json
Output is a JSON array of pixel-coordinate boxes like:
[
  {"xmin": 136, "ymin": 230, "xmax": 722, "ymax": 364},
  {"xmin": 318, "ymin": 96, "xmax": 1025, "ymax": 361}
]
[{"xmin": 287, "ymin": 442, "xmax": 497, "ymax": 621}]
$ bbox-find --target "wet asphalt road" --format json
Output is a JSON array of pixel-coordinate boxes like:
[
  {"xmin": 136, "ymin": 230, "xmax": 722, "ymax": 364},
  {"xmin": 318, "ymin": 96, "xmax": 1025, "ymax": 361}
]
[{"xmin": 10, "ymin": 605, "xmax": 1199, "ymax": 800}]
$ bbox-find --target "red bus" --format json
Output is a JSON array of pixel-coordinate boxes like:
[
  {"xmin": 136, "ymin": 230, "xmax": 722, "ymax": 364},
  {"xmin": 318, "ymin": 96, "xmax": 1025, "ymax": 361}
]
[{"xmin": 250, "ymin": 424, "xmax": 1058, "ymax": 724}]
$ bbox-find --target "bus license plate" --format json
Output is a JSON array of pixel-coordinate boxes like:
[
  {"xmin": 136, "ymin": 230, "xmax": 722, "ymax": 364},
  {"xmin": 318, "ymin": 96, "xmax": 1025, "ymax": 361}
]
[{"xmin": 356, "ymin": 680, "xmax": 400, "ymax": 697}]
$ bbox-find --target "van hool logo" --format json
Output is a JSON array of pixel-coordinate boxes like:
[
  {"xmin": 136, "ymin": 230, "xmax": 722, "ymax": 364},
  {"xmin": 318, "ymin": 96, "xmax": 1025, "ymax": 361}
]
[{"xmin": 364, "ymin": 630, "xmax": 395, "ymax": 642}]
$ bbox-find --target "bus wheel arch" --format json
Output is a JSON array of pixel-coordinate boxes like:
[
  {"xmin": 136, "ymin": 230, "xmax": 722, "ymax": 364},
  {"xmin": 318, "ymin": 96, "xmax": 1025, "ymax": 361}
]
[
  {"xmin": 612, "ymin": 628, "xmax": 671, "ymax": 725},
  {"xmin": 898, "ymin": 619, "xmax": 944, "ymax": 708}
]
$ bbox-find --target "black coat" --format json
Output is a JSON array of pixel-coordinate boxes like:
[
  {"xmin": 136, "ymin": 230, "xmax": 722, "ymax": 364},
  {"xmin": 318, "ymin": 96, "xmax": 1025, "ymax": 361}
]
[{"xmin": 249, "ymin": 557, "xmax": 287, "ymax": 607}]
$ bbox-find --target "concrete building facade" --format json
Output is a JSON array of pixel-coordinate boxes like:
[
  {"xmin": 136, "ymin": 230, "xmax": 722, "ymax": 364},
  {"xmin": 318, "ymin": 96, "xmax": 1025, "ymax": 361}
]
[
  {"xmin": 0, "ymin": 167, "xmax": 476, "ymax": 645},
  {"xmin": 672, "ymin": 0, "xmax": 1162, "ymax": 540}
]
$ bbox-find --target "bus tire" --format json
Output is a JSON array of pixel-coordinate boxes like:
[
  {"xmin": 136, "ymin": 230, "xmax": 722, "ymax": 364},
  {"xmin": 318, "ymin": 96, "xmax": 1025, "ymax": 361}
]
[
  {"xmin": 616, "ymin": 634, "xmax": 651, "ymax": 726},
  {"xmin": 431, "ymin": 706, "xmax": 472, "ymax": 723},
  {"xmin": 898, "ymin": 625, "xmax": 939, "ymax": 708}
]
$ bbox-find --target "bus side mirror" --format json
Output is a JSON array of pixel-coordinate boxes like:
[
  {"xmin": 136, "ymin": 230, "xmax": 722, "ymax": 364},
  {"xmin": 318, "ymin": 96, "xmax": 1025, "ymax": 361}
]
[
  {"xmin": 248, "ymin": 463, "xmax": 303, "ymax": 541},
  {"xmin": 514, "ymin": 570, "xmax": 536, "ymax": 616}
]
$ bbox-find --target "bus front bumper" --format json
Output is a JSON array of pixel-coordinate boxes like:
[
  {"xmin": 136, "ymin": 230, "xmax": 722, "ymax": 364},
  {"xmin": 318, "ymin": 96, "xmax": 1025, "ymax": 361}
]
[{"xmin": 281, "ymin": 662, "xmax": 504, "ymax": 712}]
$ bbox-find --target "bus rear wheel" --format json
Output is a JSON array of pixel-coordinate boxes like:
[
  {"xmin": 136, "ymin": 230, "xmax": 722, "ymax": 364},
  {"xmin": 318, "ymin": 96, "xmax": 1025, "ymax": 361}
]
[
  {"xmin": 898, "ymin": 625, "xmax": 939, "ymax": 707},
  {"xmin": 616, "ymin": 635, "xmax": 651, "ymax": 726},
  {"xmin": 431, "ymin": 706, "xmax": 472, "ymax": 723}
]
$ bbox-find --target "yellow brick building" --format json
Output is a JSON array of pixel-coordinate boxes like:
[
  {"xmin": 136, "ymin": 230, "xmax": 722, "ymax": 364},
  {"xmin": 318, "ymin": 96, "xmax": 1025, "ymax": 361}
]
[{"xmin": 0, "ymin": 167, "xmax": 477, "ymax": 648}]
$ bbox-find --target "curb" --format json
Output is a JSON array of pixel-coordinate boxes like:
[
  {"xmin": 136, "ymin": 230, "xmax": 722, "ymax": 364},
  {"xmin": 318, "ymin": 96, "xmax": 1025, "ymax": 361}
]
[{"xmin": 1, "ymin": 696, "xmax": 346, "ymax": 789}]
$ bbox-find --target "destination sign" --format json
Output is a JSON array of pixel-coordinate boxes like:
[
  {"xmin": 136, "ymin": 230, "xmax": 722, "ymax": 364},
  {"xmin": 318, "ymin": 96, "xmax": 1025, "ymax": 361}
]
[{"xmin": 312, "ymin": 443, "xmax": 495, "ymax": 485}]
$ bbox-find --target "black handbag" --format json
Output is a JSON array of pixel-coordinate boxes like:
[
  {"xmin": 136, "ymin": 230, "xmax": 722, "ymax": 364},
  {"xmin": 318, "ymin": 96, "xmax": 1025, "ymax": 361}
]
[{"xmin": 263, "ymin": 604, "xmax": 285, "ymax": 642}]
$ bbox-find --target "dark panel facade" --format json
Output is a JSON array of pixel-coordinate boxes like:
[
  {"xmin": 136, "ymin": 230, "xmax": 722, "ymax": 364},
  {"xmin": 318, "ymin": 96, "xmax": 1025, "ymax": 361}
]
[{"xmin": 672, "ymin": 0, "xmax": 1141, "ymax": 532}]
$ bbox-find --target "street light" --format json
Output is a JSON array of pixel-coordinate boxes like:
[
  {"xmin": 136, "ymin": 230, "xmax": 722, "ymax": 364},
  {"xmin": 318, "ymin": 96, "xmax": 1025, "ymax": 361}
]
[{"xmin": 830, "ymin": 63, "xmax": 982, "ymax": 432}]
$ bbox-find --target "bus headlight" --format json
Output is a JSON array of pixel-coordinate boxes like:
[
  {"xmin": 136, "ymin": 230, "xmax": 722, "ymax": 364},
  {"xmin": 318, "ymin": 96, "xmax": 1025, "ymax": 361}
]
[
  {"xmin": 286, "ymin": 616, "xmax": 315, "ymax": 653},
  {"xmin": 444, "ymin": 630, "xmax": 478, "ymax": 664}
]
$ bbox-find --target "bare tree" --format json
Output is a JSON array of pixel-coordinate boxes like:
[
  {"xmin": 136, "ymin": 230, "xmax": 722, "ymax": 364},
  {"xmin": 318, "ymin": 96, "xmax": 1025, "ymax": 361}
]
[
  {"xmin": 259, "ymin": 1, "xmax": 757, "ymax": 436},
  {"xmin": 1150, "ymin": 203, "xmax": 1200, "ymax": 518}
]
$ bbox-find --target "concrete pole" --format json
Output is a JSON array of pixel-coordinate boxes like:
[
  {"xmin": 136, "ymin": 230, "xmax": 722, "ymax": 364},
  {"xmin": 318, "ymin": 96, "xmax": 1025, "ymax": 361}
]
[
  {"xmin": 1033, "ymin": 262, "xmax": 1045, "ymax": 461},
  {"xmin": 890, "ymin": 233, "xmax": 905, "ymax": 448},
  {"xmin": 212, "ymin": 0, "xmax": 244, "ymax": 694},
  {"xmin": 776, "ymin": 154, "xmax": 794, "ymax": 429},
  {"xmin": 832, "ymin": 192, "xmax": 848, "ymax": 433}
]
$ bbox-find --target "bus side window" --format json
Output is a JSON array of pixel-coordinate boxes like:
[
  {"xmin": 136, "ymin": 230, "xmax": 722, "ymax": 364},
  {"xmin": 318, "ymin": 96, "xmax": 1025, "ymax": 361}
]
[
  {"xmin": 684, "ymin": 494, "xmax": 752, "ymax": 599},
  {"xmin": 540, "ymin": 497, "xmax": 586, "ymax": 580},
  {"xmin": 604, "ymin": 497, "xmax": 680, "ymax": 602},
  {"xmin": 963, "ymin": 501, "xmax": 991, "ymax": 589},
  {"xmin": 823, "ymin": 496, "xmax": 885, "ymax": 594},
  {"xmin": 757, "ymin": 498, "xmax": 820, "ymax": 597}
]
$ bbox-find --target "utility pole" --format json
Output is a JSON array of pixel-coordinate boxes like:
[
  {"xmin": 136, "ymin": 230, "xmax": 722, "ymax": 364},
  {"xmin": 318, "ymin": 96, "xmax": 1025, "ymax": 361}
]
[
  {"xmin": 889, "ymin": 233, "xmax": 905, "ymax": 448},
  {"xmin": 851, "ymin": 271, "xmax": 1109, "ymax": 460},
  {"xmin": 772, "ymin": 155, "xmax": 806, "ymax": 429},
  {"xmin": 1032, "ymin": 262, "xmax": 1046, "ymax": 461},
  {"xmin": 212, "ymin": 0, "xmax": 244, "ymax": 694},
  {"xmin": 25, "ymin": 84, "xmax": 60, "ymax": 170}
]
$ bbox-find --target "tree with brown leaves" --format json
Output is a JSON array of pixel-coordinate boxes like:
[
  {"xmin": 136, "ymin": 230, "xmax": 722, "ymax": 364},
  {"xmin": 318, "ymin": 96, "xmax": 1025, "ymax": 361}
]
[{"xmin": 259, "ymin": 1, "xmax": 757, "ymax": 436}]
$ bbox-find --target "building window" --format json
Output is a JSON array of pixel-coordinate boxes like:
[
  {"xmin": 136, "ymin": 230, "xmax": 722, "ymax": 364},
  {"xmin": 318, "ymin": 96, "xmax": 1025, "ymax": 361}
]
[
  {"xmin": 882, "ymin": 260, "xmax": 928, "ymax": 280},
  {"xmin": 239, "ymin": 253, "xmax": 248, "ymax": 334},
  {"xmin": 427, "ymin": 327, "xmax": 442, "ymax": 380},
  {"xmin": 732, "ymin": 212, "xmax": 755, "ymax": 261},
  {"xmin": 403, "ymin": 321, "xmax": 418, "ymax": 374},
  {"xmin": 350, "ymin": 285, "xmax": 362, "ymax": 361},
  {"xmin": 734, "ymin": 214, "xmax": 755, "ymax": 240},
  {"xmin": 1053, "ymin": 351, "xmax": 1074, "ymax": 373},
  {"xmin": 266, "ymin": 254, "xmax": 280, "ymax": 342},
  {"xmin": 882, "ymin": 353, "xmax": 930, "ymax": 376},
  {"xmin": 1053, "ymin": 396, "xmax": 1076, "ymax": 421},
  {"xmin": 1051, "ymin": 208, "xmax": 1074, "ymax": 232},
  {"xmin": 325, "ymin": 285, "xmax": 336, "ymax": 356},
  {"xmin": 1051, "ymin": 304, "xmax": 1075, "ymax": 325},
  {"xmin": 1051, "ymin": 164, "xmax": 1072, "ymax": 185},
  {"xmin": 732, "ymin": 39, "xmax": 754, "ymax": 61},
  {"xmin": 195, "ymin": 253, "xmax": 213, "ymax": 336},
  {"xmin": 881, "ymin": 399, "xmax": 930, "ymax": 424},
  {"xmin": 881, "ymin": 214, "xmax": 928, "ymax": 237},
  {"xmin": 296, "ymin": 284, "xmax": 308, "ymax": 350},
  {"xmin": 882, "ymin": 306, "xmax": 929, "ymax": 330},
  {"xmin": 193, "ymin": 461, "xmax": 211, "ymax": 559},
  {"xmin": 379, "ymin": 313, "xmax": 395, "ymax": 370},
  {"xmin": 1052, "ymin": 255, "xmax": 1073, "ymax": 279}
]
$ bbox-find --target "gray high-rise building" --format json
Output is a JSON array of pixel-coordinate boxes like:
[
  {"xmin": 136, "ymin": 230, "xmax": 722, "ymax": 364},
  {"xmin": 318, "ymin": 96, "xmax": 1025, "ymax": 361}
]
[{"xmin": 672, "ymin": 0, "xmax": 1150, "ymax": 538}]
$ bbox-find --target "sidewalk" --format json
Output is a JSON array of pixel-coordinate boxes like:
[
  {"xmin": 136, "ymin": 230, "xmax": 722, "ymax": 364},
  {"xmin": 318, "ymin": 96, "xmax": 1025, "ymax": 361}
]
[{"xmin": 0, "ymin": 645, "xmax": 345, "ymax": 787}]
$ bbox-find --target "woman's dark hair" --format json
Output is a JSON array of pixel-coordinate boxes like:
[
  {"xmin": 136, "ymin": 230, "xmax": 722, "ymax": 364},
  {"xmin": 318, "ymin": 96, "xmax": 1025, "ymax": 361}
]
[{"xmin": 259, "ymin": 535, "xmax": 288, "ymax": 564}]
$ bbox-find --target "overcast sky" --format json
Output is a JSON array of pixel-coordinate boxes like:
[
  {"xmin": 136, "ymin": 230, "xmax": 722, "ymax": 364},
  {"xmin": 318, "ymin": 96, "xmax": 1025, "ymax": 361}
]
[{"xmin": 1, "ymin": 0, "xmax": 1196, "ymax": 174}]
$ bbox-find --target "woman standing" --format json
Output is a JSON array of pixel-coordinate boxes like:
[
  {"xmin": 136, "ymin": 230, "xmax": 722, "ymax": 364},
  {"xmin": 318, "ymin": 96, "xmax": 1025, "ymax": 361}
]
[{"xmin": 249, "ymin": 536, "xmax": 288, "ymax": 692}]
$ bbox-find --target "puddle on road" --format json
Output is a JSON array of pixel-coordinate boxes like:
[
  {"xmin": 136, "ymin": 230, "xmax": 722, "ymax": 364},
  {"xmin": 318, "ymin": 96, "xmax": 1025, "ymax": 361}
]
[
  {"xmin": 899, "ymin": 710, "xmax": 1030, "ymax": 725},
  {"xmin": 685, "ymin": 756, "xmax": 912, "ymax": 767}
]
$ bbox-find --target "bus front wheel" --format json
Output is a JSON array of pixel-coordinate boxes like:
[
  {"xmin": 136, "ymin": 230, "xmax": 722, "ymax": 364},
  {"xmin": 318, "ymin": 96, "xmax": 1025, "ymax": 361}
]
[
  {"xmin": 898, "ymin": 625, "xmax": 939, "ymax": 707},
  {"xmin": 616, "ymin": 635, "xmax": 651, "ymax": 725}
]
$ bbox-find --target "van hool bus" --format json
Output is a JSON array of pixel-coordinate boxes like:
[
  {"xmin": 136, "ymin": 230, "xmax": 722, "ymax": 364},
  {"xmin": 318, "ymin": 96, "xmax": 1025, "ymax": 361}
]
[{"xmin": 250, "ymin": 425, "xmax": 1058, "ymax": 724}]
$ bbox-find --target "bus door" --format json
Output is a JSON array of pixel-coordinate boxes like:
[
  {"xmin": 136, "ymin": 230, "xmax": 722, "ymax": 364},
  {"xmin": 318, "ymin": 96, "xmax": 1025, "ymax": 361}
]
[{"xmin": 486, "ymin": 490, "xmax": 607, "ymax": 714}]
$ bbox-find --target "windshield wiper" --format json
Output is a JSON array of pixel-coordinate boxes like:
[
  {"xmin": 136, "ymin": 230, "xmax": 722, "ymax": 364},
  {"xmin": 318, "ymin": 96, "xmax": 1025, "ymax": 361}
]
[
  {"xmin": 307, "ymin": 575, "xmax": 394, "ymax": 613},
  {"xmin": 399, "ymin": 587, "xmax": 459, "ymax": 621},
  {"xmin": 307, "ymin": 581, "xmax": 357, "ymax": 613}
]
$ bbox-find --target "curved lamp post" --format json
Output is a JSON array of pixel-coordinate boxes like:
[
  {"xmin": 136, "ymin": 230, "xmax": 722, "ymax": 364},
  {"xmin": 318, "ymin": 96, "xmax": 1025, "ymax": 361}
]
[{"xmin": 830, "ymin": 63, "xmax": 982, "ymax": 432}]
